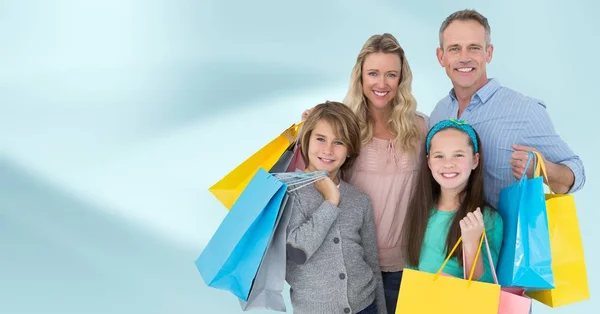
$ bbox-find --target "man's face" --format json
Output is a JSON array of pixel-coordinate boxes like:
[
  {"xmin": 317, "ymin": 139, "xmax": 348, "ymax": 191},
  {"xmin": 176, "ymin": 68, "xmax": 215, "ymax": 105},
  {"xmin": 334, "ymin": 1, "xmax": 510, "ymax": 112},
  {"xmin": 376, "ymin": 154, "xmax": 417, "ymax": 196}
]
[{"xmin": 437, "ymin": 20, "xmax": 493, "ymax": 93}]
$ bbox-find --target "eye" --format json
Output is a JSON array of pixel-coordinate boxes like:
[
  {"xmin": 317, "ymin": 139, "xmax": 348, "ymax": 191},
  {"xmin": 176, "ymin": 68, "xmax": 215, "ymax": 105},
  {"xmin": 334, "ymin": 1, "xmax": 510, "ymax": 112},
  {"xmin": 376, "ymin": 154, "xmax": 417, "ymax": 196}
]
[
  {"xmin": 470, "ymin": 46, "xmax": 481, "ymax": 51},
  {"xmin": 334, "ymin": 141, "xmax": 345, "ymax": 146},
  {"xmin": 449, "ymin": 47, "xmax": 459, "ymax": 52},
  {"xmin": 368, "ymin": 71, "xmax": 377, "ymax": 77},
  {"xmin": 454, "ymin": 153, "xmax": 464, "ymax": 158},
  {"xmin": 433, "ymin": 155, "xmax": 443, "ymax": 159},
  {"xmin": 387, "ymin": 73, "xmax": 397, "ymax": 78},
  {"xmin": 316, "ymin": 137, "xmax": 325, "ymax": 142}
]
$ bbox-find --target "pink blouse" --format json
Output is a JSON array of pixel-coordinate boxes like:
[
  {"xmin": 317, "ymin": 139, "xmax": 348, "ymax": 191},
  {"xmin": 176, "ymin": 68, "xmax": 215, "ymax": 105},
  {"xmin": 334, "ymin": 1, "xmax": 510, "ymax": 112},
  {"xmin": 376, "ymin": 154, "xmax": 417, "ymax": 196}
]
[{"xmin": 346, "ymin": 115, "xmax": 428, "ymax": 272}]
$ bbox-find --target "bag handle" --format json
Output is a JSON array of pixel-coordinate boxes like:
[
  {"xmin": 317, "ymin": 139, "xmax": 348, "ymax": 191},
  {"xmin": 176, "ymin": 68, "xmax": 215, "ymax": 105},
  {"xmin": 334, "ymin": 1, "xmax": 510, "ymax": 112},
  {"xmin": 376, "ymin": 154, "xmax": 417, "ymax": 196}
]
[
  {"xmin": 519, "ymin": 151, "xmax": 536, "ymax": 183},
  {"xmin": 519, "ymin": 151, "xmax": 554, "ymax": 194},
  {"xmin": 271, "ymin": 170, "xmax": 327, "ymax": 192},
  {"xmin": 434, "ymin": 230, "xmax": 487, "ymax": 285},
  {"xmin": 532, "ymin": 151, "xmax": 554, "ymax": 194},
  {"xmin": 281, "ymin": 122, "xmax": 304, "ymax": 144},
  {"xmin": 461, "ymin": 232, "xmax": 499, "ymax": 284}
]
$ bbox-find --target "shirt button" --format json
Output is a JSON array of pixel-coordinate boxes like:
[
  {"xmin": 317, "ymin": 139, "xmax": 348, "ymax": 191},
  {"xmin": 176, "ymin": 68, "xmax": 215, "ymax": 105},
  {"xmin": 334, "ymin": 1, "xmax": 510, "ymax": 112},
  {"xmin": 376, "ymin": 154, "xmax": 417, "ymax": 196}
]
[
  {"xmin": 339, "ymin": 273, "xmax": 346, "ymax": 280},
  {"xmin": 344, "ymin": 308, "xmax": 351, "ymax": 313},
  {"xmin": 333, "ymin": 237, "xmax": 340, "ymax": 244}
]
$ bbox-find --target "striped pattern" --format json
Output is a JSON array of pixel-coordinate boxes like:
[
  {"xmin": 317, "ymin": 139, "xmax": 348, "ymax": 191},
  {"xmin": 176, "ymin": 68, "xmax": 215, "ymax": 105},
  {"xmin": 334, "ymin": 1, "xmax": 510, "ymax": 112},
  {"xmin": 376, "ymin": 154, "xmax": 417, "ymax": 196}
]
[{"xmin": 429, "ymin": 78, "xmax": 585, "ymax": 208}]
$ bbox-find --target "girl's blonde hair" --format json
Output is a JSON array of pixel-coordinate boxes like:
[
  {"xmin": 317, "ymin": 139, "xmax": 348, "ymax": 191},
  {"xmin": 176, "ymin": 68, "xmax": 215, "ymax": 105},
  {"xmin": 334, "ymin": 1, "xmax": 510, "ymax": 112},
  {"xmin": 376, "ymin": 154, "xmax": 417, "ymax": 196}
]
[{"xmin": 343, "ymin": 33, "xmax": 420, "ymax": 153}]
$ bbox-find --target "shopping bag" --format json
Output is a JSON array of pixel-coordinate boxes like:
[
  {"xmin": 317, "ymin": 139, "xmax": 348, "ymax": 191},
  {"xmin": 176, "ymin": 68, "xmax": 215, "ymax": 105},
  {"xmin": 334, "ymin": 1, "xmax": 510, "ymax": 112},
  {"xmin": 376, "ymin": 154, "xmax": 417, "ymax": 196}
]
[
  {"xmin": 196, "ymin": 168, "xmax": 288, "ymax": 301},
  {"xmin": 396, "ymin": 233, "xmax": 501, "ymax": 314},
  {"xmin": 209, "ymin": 122, "xmax": 303, "ymax": 209},
  {"xmin": 237, "ymin": 171, "xmax": 326, "ymax": 310},
  {"xmin": 269, "ymin": 142, "xmax": 296, "ymax": 174},
  {"xmin": 499, "ymin": 287, "xmax": 532, "ymax": 314},
  {"xmin": 285, "ymin": 141, "xmax": 305, "ymax": 172},
  {"xmin": 270, "ymin": 123, "xmax": 306, "ymax": 173},
  {"xmin": 525, "ymin": 152, "xmax": 590, "ymax": 307},
  {"xmin": 435, "ymin": 234, "xmax": 533, "ymax": 314},
  {"xmin": 496, "ymin": 151, "xmax": 554, "ymax": 289},
  {"xmin": 478, "ymin": 233, "xmax": 532, "ymax": 314},
  {"xmin": 239, "ymin": 192, "xmax": 296, "ymax": 312}
]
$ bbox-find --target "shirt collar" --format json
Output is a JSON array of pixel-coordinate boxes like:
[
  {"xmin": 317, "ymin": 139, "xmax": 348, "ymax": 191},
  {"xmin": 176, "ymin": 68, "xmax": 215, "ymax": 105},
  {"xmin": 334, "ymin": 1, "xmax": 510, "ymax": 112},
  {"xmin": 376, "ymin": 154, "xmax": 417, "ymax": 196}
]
[{"xmin": 448, "ymin": 78, "xmax": 501, "ymax": 105}]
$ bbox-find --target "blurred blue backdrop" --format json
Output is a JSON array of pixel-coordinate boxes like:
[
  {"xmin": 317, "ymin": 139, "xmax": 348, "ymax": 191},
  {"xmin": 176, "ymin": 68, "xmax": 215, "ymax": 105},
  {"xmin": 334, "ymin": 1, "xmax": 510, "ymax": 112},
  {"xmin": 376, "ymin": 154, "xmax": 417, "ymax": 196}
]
[{"xmin": 1, "ymin": 0, "xmax": 596, "ymax": 313}]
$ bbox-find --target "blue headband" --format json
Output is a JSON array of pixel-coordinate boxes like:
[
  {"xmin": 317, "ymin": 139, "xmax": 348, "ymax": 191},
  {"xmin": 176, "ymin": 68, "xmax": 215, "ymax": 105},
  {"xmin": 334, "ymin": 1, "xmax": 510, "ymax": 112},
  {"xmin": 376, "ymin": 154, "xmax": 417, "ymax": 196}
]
[{"xmin": 426, "ymin": 119, "xmax": 479, "ymax": 154}]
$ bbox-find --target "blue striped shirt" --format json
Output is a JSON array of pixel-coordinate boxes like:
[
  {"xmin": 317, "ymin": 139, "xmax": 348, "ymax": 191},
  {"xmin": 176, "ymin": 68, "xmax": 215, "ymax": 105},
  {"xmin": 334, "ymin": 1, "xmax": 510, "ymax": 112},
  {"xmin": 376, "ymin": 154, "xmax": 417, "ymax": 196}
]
[{"xmin": 430, "ymin": 78, "xmax": 585, "ymax": 208}]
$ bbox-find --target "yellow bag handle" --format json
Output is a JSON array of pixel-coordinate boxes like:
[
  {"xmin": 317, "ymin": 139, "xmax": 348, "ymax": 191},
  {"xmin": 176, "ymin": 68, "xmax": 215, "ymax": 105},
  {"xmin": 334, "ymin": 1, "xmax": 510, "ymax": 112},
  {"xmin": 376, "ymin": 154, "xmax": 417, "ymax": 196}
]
[
  {"xmin": 281, "ymin": 122, "xmax": 304, "ymax": 143},
  {"xmin": 532, "ymin": 151, "xmax": 554, "ymax": 194},
  {"xmin": 434, "ymin": 230, "xmax": 486, "ymax": 284}
]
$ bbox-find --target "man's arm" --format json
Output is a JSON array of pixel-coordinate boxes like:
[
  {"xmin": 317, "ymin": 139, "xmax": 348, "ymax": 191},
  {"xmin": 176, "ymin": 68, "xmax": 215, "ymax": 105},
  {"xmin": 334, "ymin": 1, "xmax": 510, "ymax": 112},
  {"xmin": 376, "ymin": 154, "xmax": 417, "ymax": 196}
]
[
  {"xmin": 512, "ymin": 144, "xmax": 576, "ymax": 194},
  {"xmin": 510, "ymin": 101, "xmax": 585, "ymax": 194}
]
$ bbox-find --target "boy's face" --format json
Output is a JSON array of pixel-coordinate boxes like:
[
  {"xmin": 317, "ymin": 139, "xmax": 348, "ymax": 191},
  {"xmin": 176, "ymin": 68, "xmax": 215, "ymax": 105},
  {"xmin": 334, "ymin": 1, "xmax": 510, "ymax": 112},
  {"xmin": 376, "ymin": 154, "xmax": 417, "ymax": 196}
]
[{"xmin": 306, "ymin": 120, "xmax": 348, "ymax": 177}]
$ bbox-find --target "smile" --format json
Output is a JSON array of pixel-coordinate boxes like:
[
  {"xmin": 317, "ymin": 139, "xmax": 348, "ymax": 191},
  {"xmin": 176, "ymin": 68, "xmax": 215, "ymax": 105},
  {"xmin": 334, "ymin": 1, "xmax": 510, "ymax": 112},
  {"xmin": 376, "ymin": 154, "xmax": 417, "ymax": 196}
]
[
  {"xmin": 373, "ymin": 90, "xmax": 389, "ymax": 97},
  {"xmin": 318, "ymin": 157, "xmax": 335, "ymax": 163},
  {"xmin": 441, "ymin": 172, "xmax": 459, "ymax": 178},
  {"xmin": 456, "ymin": 67, "xmax": 474, "ymax": 72}
]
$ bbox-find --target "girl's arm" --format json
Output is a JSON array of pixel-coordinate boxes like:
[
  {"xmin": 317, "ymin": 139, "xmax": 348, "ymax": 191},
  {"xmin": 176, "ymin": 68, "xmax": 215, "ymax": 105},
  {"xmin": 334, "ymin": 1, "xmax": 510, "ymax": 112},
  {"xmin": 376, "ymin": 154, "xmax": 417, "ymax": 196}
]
[
  {"xmin": 463, "ymin": 236, "xmax": 485, "ymax": 281},
  {"xmin": 360, "ymin": 198, "xmax": 387, "ymax": 314},
  {"xmin": 464, "ymin": 209, "xmax": 504, "ymax": 283},
  {"xmin": 460, "ymin": 208, "xmax": 486, "ymax": 280},
  {"xmin": 477, "ymin": 210, "xmax": 504, "ymax": 283},
  {"xmin": 286, "ymin": 195, "xmax": 340, "ymax": 265}
]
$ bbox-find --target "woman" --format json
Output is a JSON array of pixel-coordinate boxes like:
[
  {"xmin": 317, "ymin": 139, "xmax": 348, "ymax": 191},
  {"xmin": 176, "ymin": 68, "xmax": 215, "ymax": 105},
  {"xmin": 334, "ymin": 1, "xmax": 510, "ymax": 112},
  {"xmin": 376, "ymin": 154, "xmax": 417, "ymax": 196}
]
[{"xmin": 302, "ymin": 33, "xmax": 428, "ymax": 313}]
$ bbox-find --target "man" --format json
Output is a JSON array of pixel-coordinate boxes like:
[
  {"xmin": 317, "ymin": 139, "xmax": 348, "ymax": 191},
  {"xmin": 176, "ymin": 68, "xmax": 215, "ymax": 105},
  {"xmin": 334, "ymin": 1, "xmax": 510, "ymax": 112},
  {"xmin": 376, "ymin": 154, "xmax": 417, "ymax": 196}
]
[{"xmin": 430, "ymin": 9, "xmax": 585, "ymax": 208}]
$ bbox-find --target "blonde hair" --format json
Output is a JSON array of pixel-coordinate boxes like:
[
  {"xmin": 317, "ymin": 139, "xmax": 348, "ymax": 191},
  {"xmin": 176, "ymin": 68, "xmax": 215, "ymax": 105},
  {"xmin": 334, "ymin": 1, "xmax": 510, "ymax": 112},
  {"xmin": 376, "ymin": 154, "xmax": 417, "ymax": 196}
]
[
  {"xmin": 300, "ymin": 101, "xmax": 362, "ymax": 178},
  {"xmin": 343, "ymin": 33, "xmax": 420, "ymax": 153}
]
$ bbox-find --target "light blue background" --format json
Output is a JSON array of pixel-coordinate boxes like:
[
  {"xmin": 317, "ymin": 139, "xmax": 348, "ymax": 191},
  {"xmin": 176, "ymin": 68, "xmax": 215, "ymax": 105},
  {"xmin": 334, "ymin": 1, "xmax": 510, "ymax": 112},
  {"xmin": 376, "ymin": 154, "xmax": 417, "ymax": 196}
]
[{"xmin": 0, "ymin": 0, "xmax": 596, "ymax": 313}]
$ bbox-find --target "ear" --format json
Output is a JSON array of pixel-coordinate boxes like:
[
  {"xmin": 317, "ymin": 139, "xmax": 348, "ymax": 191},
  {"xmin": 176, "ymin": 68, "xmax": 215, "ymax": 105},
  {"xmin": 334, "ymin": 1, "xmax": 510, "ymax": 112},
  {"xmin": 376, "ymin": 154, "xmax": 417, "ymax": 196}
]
[
  {"xmin": 436, "ymin": 47, "xmax": 444, "ymax": 67},
  {"xmin": 485, "ymin": 44, "xmax": 494, "ymax": 63},
  {"xmin": 427, "ymin": 155, "xmax": 433, "ymax": 170},
  {"xmin": 472, "ymin": 153, "xmax": 480, "ymax": 169}
]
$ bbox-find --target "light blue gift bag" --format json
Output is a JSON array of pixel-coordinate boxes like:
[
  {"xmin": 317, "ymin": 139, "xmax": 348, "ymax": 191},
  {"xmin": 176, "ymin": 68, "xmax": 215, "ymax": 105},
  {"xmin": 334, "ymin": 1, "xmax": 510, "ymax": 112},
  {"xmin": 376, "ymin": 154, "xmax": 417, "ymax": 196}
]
[
  {"xmin": 496, "ymin": 151, "xmax": 554, "ymax": 289},
  {"xmin": 196, "ymin": 168, "xmax": 326, "ymax": 301}
]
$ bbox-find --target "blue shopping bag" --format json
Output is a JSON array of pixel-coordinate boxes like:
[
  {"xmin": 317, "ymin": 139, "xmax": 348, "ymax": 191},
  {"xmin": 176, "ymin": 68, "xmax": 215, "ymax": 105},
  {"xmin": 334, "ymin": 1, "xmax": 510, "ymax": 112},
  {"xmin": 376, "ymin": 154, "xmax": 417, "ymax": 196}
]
[
  {"xmin": 239, "ymin": 192, "xmax": 294, "ymax": 312},
  {"xmin": 196, "ymin": 168, "xmax": 287, "ymax": 301},
  {"xmin": 496, "ymin": 151, "xmax": 554, "ymax": 289}
]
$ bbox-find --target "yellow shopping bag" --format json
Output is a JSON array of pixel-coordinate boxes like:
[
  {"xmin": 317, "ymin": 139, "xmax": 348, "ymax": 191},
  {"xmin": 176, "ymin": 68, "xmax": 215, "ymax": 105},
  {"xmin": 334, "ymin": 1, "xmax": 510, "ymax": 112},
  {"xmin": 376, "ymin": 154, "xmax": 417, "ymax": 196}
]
[
  {"xmin": 526, "ymin": 152, "xmax": 590, "ymax": 307},
  {"xmin": 396, "ymin": 233, "xmax": 501, "ymax": 314},
  {"xmin": 209, "ymin": 122, "xmax": 303, "ymax": 209}
]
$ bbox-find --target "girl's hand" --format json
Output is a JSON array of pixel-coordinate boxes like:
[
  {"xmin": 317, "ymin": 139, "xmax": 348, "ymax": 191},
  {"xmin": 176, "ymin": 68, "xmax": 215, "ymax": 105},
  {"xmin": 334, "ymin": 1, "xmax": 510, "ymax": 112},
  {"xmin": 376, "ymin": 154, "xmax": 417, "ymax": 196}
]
[
  {"xmin": 314, "ymin": 176, "xmax": 340, "ymax": 206},
  {"xmin": 459, "ymin": 207, "xmax": 485, "ymax": 246}
]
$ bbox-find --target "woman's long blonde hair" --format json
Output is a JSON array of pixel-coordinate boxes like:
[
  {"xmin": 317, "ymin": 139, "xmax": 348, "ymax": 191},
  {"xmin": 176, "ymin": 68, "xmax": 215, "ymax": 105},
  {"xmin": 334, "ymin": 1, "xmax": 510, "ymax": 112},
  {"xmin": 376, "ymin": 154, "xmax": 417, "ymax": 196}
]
[{"xmin": 343, "ymin": 33, "xmax": 420, "ymax": 153}]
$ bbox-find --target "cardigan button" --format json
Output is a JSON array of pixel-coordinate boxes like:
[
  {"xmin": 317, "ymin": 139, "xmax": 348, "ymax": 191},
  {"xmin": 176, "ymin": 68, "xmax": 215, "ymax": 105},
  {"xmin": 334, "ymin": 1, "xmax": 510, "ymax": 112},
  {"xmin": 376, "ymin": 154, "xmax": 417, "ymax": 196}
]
[
  {"xmin": 344, "ymin": 308, "xmax": 350, "ymax": 313},
  {"xmin": 339, "ymin": 273, "xmax": 346, "ymax": 280},
  {"xmin": 333, "ymin": 237, "xmax": 340, "ymax": 244}
]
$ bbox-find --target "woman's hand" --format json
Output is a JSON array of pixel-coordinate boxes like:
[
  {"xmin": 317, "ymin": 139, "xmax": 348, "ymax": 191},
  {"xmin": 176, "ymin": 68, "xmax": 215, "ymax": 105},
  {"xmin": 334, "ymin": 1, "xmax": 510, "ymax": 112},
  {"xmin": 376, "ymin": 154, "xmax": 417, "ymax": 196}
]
[{"xmin": 301, "ymin": 107, "xmax": 314, "ymax": 121}]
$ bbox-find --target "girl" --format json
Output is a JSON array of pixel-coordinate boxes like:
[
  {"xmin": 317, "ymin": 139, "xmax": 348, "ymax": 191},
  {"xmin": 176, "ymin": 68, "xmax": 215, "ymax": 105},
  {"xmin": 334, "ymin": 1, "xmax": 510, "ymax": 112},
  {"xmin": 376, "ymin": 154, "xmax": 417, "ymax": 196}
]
[
  {"xmin": 286, "ymin": 101, "xmax": 386, "ymax": 314},
  {"xmin": 302, "ymin": 33, "xmax": 428, "ymax": 313},
  {"xmin": 401, "ymin": 119, "xmax": 503, "ymax": 282}
]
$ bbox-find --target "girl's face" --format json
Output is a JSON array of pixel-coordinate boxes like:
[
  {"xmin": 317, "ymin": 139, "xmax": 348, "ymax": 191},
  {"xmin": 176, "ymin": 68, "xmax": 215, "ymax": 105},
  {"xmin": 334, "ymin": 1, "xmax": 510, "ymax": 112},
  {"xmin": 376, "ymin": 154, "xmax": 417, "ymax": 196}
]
[
  {"xmin": 427, "ymin": 128, "xmax": 479, "ymax": 194},
  {"xmin": 306, "ymin": 120, "xmax": 349, "ymax": 179}
]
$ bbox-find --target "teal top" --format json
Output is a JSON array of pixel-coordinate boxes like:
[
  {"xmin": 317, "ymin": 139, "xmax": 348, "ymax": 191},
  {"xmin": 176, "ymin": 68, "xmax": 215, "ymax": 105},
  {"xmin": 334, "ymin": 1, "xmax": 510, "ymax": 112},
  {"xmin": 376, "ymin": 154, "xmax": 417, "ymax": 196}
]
[{"xmin": 406, "ymin": 207, "xmax": 503, "ymax": 283}]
